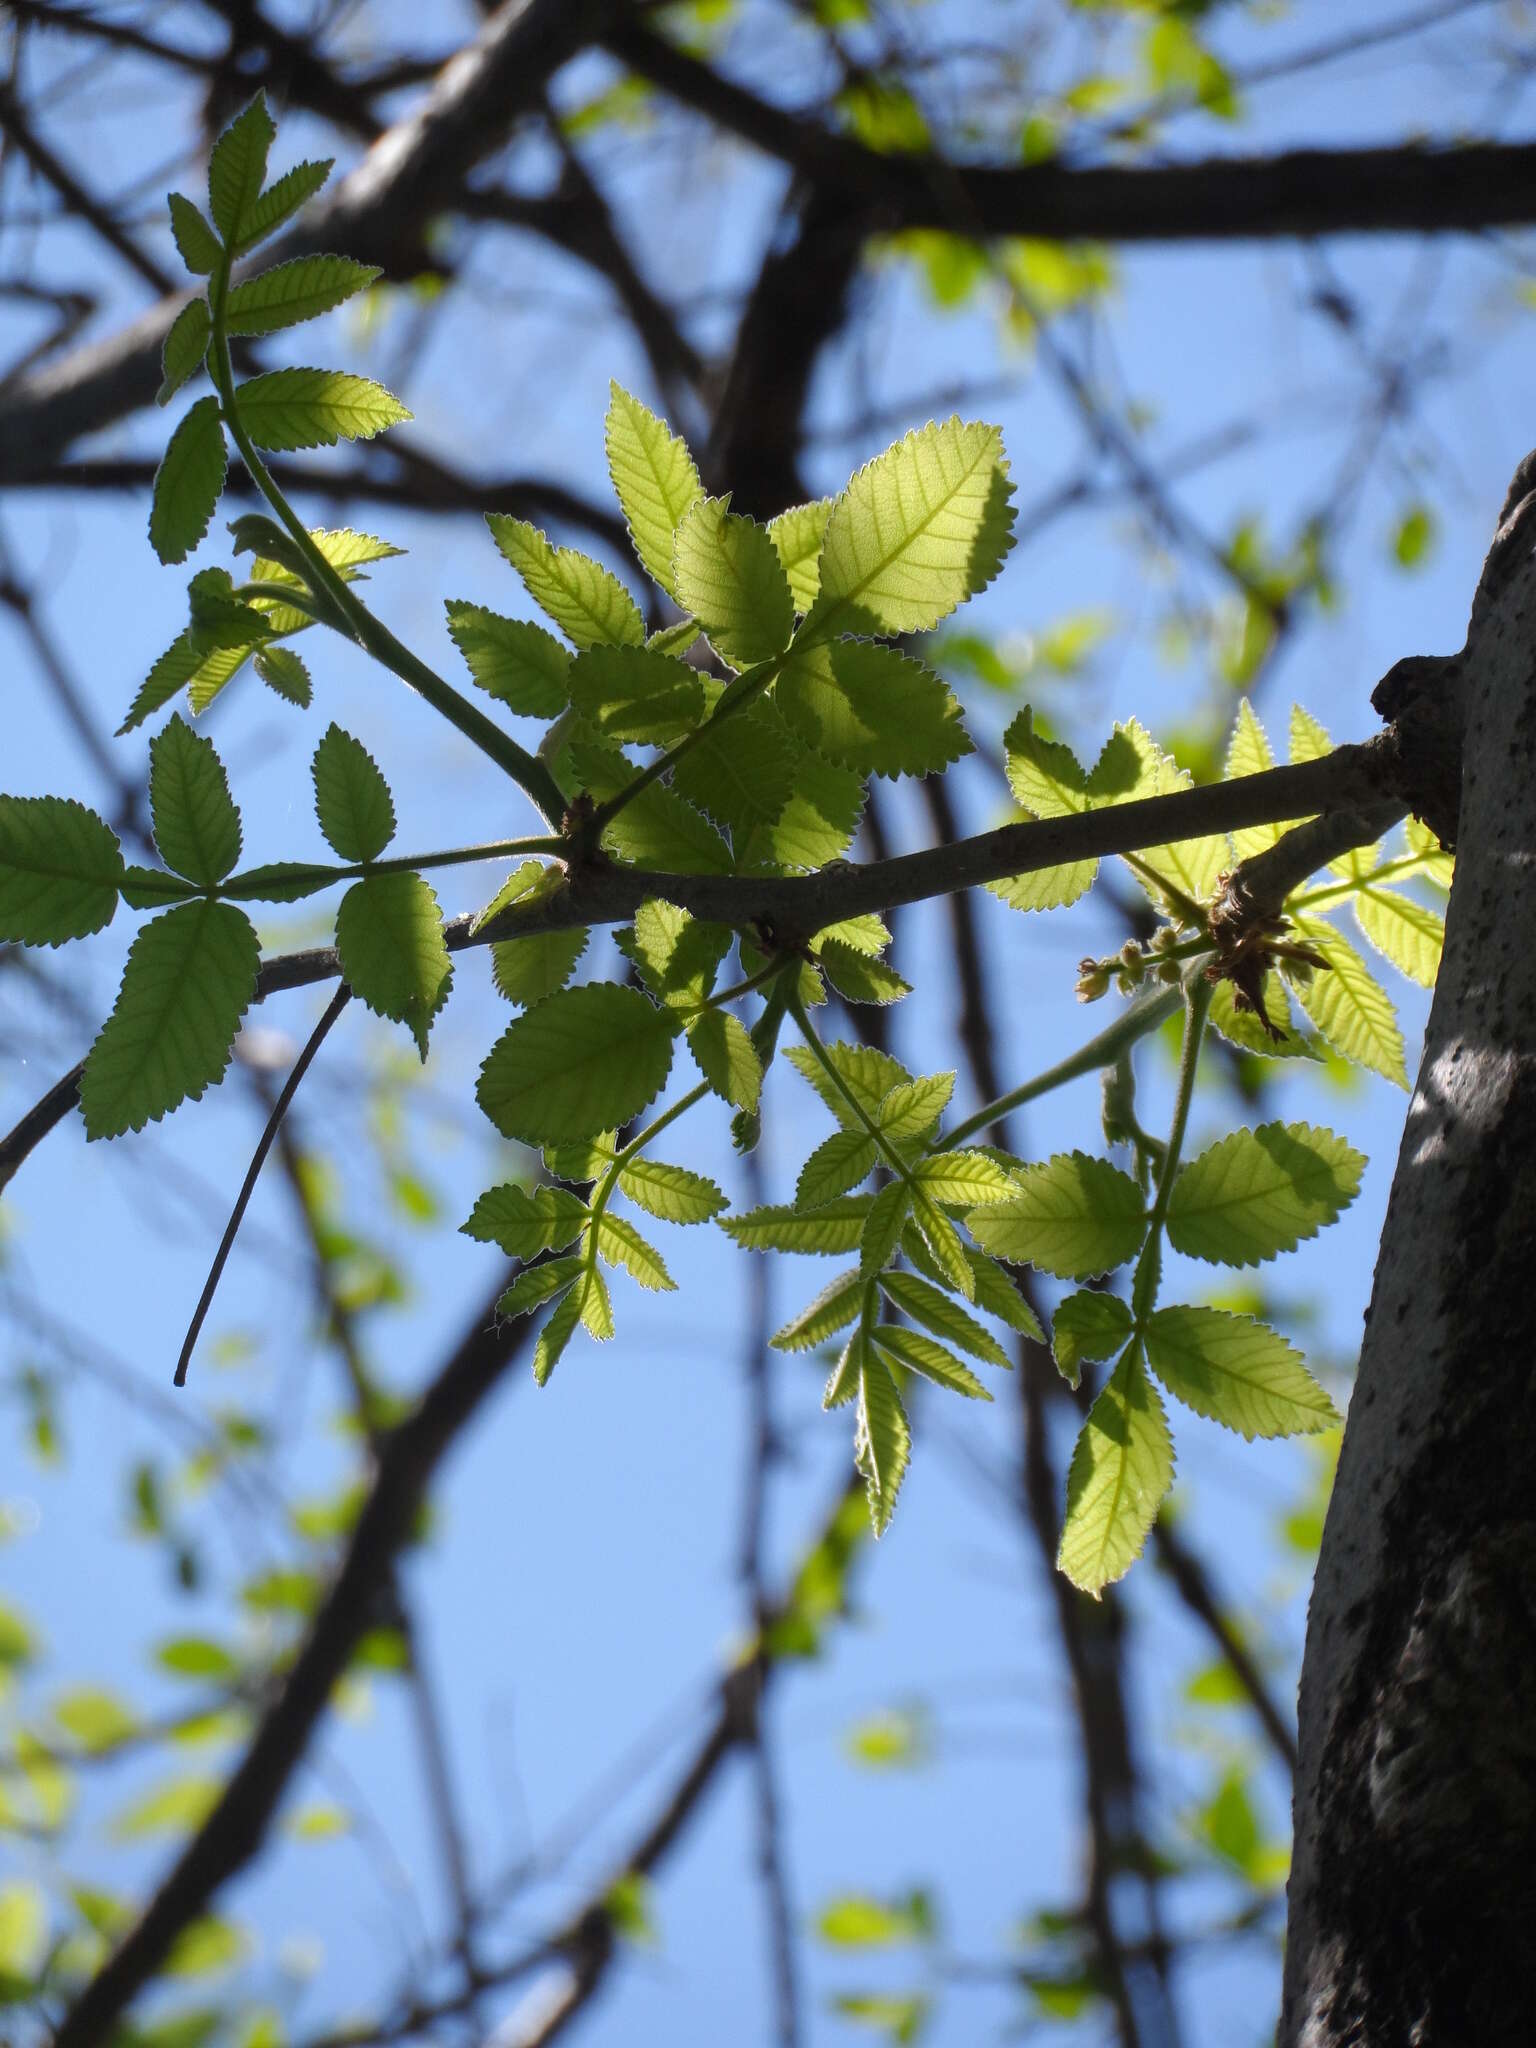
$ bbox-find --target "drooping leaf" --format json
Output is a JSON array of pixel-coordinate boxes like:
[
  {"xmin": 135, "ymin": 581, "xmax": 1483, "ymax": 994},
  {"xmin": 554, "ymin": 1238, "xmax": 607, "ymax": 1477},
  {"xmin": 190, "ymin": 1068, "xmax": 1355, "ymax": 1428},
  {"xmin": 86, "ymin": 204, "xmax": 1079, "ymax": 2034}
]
[
  {"xmin": 235, "ymin": 368, "xmax": 411, "ymax": 451},
  {"xmin": 460, "ymin": 1183, "xmax": 589, "ymax": 1258},
  {"xmin": 806, "ymin": 417, "xmax": 1014, "ymax": 638},
  {"xmin": 1143, "ymin": 1305, "xmax": 1339, "ymax": 1438},
  {"xmin": 254, "ymin": 645, "xmax": 311, "ymax": 706},
  {"xmin": 776, "ymin": 639, "xmax": 971, "ymax": 779},
  {"xmin": 856, "ymin": 1350, "xmax": 911, "ymax": 1534},
  {"xmin": 334, "ymin": 873, "xmax": 452, "ymax": 1058},
  {"xmin": 720, "ymin": 1197, "xmax": 872, "ymax": 1255},
  {"xmin": 874, "ymin": 1326, "xmax": 991, "ymax": 1401},
  {"xmin": 158, "ymin": 299, "xmax": 211, "ymax": 405},
  {"xmin": 207, "ymin": 95, "xmax": 275, "ymax": 245},
  {"xmin": 880, "ymin": 1271, "xmax": 1011, "ymax": 1369},
  {"xmin": 491, "ymin": 928, "xmax": 588, "ymax": 1008},
  {"xmin": 566, "ymin": 644, "xmax": 704, "ymax": 743},
  {"xmin": 605, "ymin": 384, "xmax": 703, "ymax": 598},
  {"xmin": 861, "ymin": 1180, "xmax": 913, "ymax": 1281},
  {"xmin": 532, "ymin": 1285, "xmax": 583, "ymax": 1386},
  {"xmin": 616, "ymin": 1158, "xmax": 727, "ymax": 1225},
  {"xmin": 1166, "ymin": 1122, "xmax": 1365, "ymax": 1267},
  {"xmin": 167, "ymin": 193, "xmax": 222, "ymax": 275},
  {"xmin": 150, "ymin": 397, "xmax": 227, "ymax": 565},
  {"xmin": 818, "ymin": 939, "xmax": 910, "ymax": 1006},
  {"xmin": 967, "ymin": 1152, "xmax": 1145, "ymax": 1278},
  {"xmin": 1287, "ymin": 916, "xmax": 1407, "ymax": 1087},
  {"xmin": 0, "ymin": 797, "xmax": 123, "ymax": 945},
  {"xmin": 234, "ymin": 157, "xmax": 333, "ymax": 253},
  {"xmin": 224, "ymin": 255, "xmax": 380, "ymax": 336},
  {"xmin": 80, "ymin": 902, "xmax": 260, "ymax": 1138},
  {"xmin": 478, "ymin": 983, "xmax": 674, "ymax": 1144},
  {"xmin": 594, "ymin": 1213, "xmax": 676, "ymax": 1291},
  {"xmin": 311, "ymin": 724, "xmax": 395, "ymax": 862},
  {"xmin": 767, "ymin": 498, "xmax": 834, "ymax": 613},
  {"xmin": 150, "ymin": 715, "xmax": 242, "ymax": 885},
  {"xmin": 1050, "ymin": 1291, "xmax": 1133, "ymax": 1389},
  {"xmin": 797, "ymin": 1129, "xmax": 878, "ymax": 1209},
  {"xmin": 486, "ymin": 516, "xmax": 645, "ymax": 649},
  {"xmin": 687, "ymin": 1009, "xmax": 762, "ymax": 1111},
  {"xmin": 497, "ymin": 1258, "xmax": 582, "ymax": 1322},
  {"xmin": 1353, "ymin": 888, "xmax": 1443, "ymax": 989},
  {"xmin": 1057, "ymin": 1348, "xmax": 1174, "ymax": 1594},
  {"xmin": 673, "ymin": 497, "xmax": 795, "ymax": 670},
  {"xmin": 772, "ymin": 1268, "xmax": 865, "ymax": 1352},
  {"xmin": 444, "ymin": 602, "xmax": 570, "ymax": 717}
]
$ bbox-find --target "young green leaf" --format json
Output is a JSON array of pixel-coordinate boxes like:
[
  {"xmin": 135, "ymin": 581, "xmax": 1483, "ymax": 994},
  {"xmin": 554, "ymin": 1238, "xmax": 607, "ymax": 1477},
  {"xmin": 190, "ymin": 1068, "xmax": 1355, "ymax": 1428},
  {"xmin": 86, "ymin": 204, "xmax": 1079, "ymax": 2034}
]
[
  {"xmin": 498, "ymin": 1259, "xmax": 583, "ymax": 1323},
  {"xmin": 444, "ymin": 603, "xmax": 571, "ymax": 717},
  {"xmin": 687, "ymin": 1009, "xmax": 762, "ymax": 1111},
  {"xmin": 491, "ymin": 928, "xmax": 588, "ymax": 1008},
  {"xmin": 1286, "ymin": 917, "xmax": 1407, "ymax": 1087},
  {"xmin": 908, "ymin": 1185, "xmax": 975, "ymax": 1298},
  {"xmin": 737, "ymin": 742, "xmax": 864, "ymax": 872},
  {"xmin": 486, "ymin": 516, "xmax": 645, "ymax": 650},
  {"xmin": 593, "ymin": 1214, "xmax": 676, "ymax": 1292},
  {"xmin": 720, "ymin": 1197, "xmax": 872, "ymax": 1255},
  {"xmin": 545, "ymin": 1135, "xmax": 617, "ymax": 1184},
  {"xmin": 461, "ymin": 1183, "xmax": 589, "ymax": 1258},
  {"xmin": 671, "ymin": 706, "xmax": 796, "ymax": 838},
  {"xmin": 873, "ymin": 1326, "xmax": 991, "ymax": 1401},
  {"xmin": 785, "ymin": 1040, "xmax": 911, "ymax": 1129},
  {"xmin": 1166, "ymin": 1121, "xmax": 1365, "ymax": 1267},
  {"xmin": 616, "ymin": 1159, "xmax": 727, "ymax": 1225},
  {"xmin": 149, "ymin": 715, "xmax": 241, "ymax": 885},
  {"xmin": 856, "ymin": 1350, "xmax": 911, "ymax": 1535},
  {"xmin": 575, "ymin": 1262, "xmax": 615, "ymax": 1340},
  {"xmin": 673, "ymin": 497, "xmax": 794, "ymax": 670},
  {"xmin": 817, "ymin": 940, "xmax": 910, "ymax": 1006},
  {"xmin": 158, "ymin": 299, "xmax": 211, "ymax": 406},
  {"xmin": 167, "ymin": 193, "xmax": 222, "ymax": 275},
  {"xmin": 335, "ymin": 873, "xmax": 452, "ymax": 1059},
  {"xmin": 478, "ymin": 983, "xmax": 674, "ymax": 1144},
  {"xmin": 1143, "ymin": 1306, "xmax": 1338, "ymax": 1438},
  {"xmin": 1353, "ymin": 888, "xmax": 1443, "ymax": 989},
  {"xmin": 150, "ymin": 397, "xmax": 227, "ymax": 565},
  {"xmin": 880, "ymin": 1271, "xmax": 1011, "ymax": 1370},
  {"xmin": 621, "ymin": 899, "xmax": 729, "ymax": 1010},
  {"xmin": 1057, "ymin": 1348, "xmax": 1174, "ymax": 1594},
  {"xmin": 1050, "ymin": 1292, "xmax": 1133, "ymax": 1390},
  {"xmin": 0, "ymin": 797, "xmax": 123, "ymax": 945},
  {"xmin": 235, "ymin": 368, "xmax": 411, "ymax": 451},
  {"xmin": 772, "ymin": 1268, "xmax": 865, "ymax": 1352},
  {"xmin": 532, "ymin": 1285, "xmax": 583, "ymax": 1386},
  {"xmin": 1206, "ymin": 973, "xmax": 1321, "ymax": 1061},
  {"xmin": 914, "ymin": 1151, "xmax": 1019, "ymax": 1205},
  {"xmin": 566, "ymin": 645, "xmax": 704, "ymax": 744},
  {"xmin": 224, "ymin": 255, "xmax": 380, "ymax": 337},
  {"xmin": 767, "ymin": 498, "xmax": 833, "ymax": 613},
  {"xmin": 570, "ymin": 742, "xmax": 733, "ymax": 874},
  {"xmin": 824, "ymin": 1324, "xmax": 866, "ymax": 1409},
  {"xmin": 604, "ymin": 384, "xmax": 703, "ymax": 598},
  {"xmin": 963, "ymin": 1248, "xmax": 1042, "ymax": 1336},
  {"xmin": 861, "ymin": 1180, "xmax": 913, "ymax": 1281},
  {"xmin": 255, "ymin": 645, "xmax": 311, "ymax": 706},
  {"xmin": 80, "ymin": 902, "xmax": 260, "ymax": 1139},
  {"xmin": 472, "ymin": 861, "xmax": 552, "ymax": 935},
  {"xmin": 207, "ymin": 95, "xmax": 275, "ymax": 245},
  {"xmin": 234, "ymin": 158, "xmax": 333, "ymax": 253},
  {"xmin": 1224, "ymin": 699, "xmax": 1295, "ymax": 859},
  {"xmin": 1089, "ymin": 719, "xmax": 1228, "ymax": 909},
  {"xmin": 311, "ymin": 724, "xmax": 395, "ymax": 862},
  {"xmin": 876, "ymin": 1072, "xmax": 955, "ymax": 1146},
  {"xmin": 992, "ymin": 705, "xmax": 1098, "ymax": 911},
  {"xmin": 798, "ymin": 1129, "xmax": 878, "ymax": 1209},
  {"xmin": 776, "ymin": 640, "xmax": 971, "ymax": 779},
  {"xmin": 806, "ymin": 418, "xmax": 1014, "ymax": 638},
  {"xmin": 967, "ymin": 1152, "xmax": 1146, "ymax": 1279}
]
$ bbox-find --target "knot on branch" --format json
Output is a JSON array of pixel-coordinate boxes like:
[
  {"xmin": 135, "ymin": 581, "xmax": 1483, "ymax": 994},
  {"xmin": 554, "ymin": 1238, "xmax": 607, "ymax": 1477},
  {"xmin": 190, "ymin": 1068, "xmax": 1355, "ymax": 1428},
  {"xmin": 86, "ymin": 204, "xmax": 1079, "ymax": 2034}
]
[
  {"xmin": 1206, "ymin": 872, "xmax": 1327, "ymax": 1040},
  {"xmin": 1371, "ymin": 652, "xmax": 1464, "ymax": 851}
]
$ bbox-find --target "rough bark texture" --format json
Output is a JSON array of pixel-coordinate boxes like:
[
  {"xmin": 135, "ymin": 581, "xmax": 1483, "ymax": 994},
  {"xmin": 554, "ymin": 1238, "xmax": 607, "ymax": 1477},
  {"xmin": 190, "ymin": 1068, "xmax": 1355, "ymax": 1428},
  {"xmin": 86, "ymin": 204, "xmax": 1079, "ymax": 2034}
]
[{"xmin": 1283, "ymin": 482, "xmax": 1536, "ymax": 2044}]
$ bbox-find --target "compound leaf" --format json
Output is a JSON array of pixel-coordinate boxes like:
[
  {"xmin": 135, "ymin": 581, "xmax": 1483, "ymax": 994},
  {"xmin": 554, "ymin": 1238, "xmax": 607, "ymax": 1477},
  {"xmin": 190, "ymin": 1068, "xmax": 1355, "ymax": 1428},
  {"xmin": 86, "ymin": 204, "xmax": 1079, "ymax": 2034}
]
[
  {"xmin": 797, "ymin": 1130, "xmax": 878, "ymax": 1209},
  {"xmin": 880, "ymin": 1271, "xmax": 1011, "ymax": 1369},
  {"xmin": 255, "ymin": 645, "xmax": 311, "ymax": 706},
  {"xmin": 1143, "ymin": 1305, "xmax": 1338, "ymax": 1439},
  {"xmin": 1058, "ymin": 1348, "xmax": 1173, "ymax": 1593},
  {"xmin": 594, "ymin": 1214, "xmax": 676, "ymax": 1292},
  {"xmin": 566, "ymin": 644, "xmax": 703, "ymax": 744},
  {"xmin": 1353, "ymin": 888, "xmax": 1444, "ymax": 989}
]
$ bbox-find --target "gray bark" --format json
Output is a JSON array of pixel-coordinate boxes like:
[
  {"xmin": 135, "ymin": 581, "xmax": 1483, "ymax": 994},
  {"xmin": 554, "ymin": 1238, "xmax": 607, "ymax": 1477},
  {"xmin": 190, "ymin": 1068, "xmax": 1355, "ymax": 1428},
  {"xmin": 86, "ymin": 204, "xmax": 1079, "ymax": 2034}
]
[{"xmin": 1283, "ymin": 479, "xmax": 1536, "ymax": 2042}]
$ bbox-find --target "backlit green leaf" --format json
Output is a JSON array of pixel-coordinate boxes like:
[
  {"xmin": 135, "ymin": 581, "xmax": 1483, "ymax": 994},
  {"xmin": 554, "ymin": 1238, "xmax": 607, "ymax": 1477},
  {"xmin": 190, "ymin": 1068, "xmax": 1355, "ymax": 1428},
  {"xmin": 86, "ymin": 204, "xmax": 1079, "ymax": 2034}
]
[
  {"xmin": 460, "ymin": 1183, "xmax": 589, "ymax": 1258},
  {"xmin": 255, "ymin": 646, "xmax": 311, "ymax": 706},
  {"xmin": 879, "ymin": 1271, "xmax": 1011, "ymax": 1369},
  {"xmin": 1353, "ymin": 888, "xmax": 1443, "ymax": 989},
  {"xmin": 235, "ymin": 368, "xmax": 410, "ymax": 451},
  {"xmin": 1058, "ymin": 1348, "xmax": 1174, "ymax": 1593},
  {"xmin": 616, "ymin": 1158, "xmax": 726, "ymax": 1224},
  {"xmin": 818, "ymin": 939, "xmax": 910, "ymax": 1006},
  {"xmin": 151, "ymin": 397, "xmax": 227, "ymax": 564},
  {"xmin": 150, "ymin": 715, "xmax": 241, "ymax": 884},
  {"xmin": 1050, "ymin": 1291, "xmax": 1132, "ymax": 1388},
  {"xmin": 311, "ymin": 724, "xmax": 395, "ymax": 862},
  {"xmin": 224, "ymin": 255, "xmax": 380, "ymax": 336},
  {"xmin": 797, "ymin": 1129, "xmax": 877, "ymax": 1208},
  {"xmin": 532, "ymin": 1286, "xmax": 582, "ymax": 1385},
  {"xmin": 0, "ymin": 796, "xmax": 122, "ymax": 945},
  {"xmin": 478, "ymin": 983, "xmax": 674, "ymax": 1143},
  {"xmin": 861, "ymin": 1180, "xmax": 913, "ymax": 1281},
  {"xmin": 621, "ymin": 898, "xmax": 729, "ymax": 1010},
  {"xmin": 687, "ymin": 1009, "xmax": 762, "ymax": 1111},
  {"xmin": 772, "ymin": 1268, "xmax": 865, "ymax": 1351},
  {"xmin": 767, "ymin": 497, "xmax": 833, "ymax": 612},
  {"xmin": 967, "ymin": 1152, "xmax": 1145, "ymax": 1278},
  {"xmin": 673, "ymin": 497, "xmax": 794, "ymax": 670},
  {"xmin": 874, "ymin": 1325, "xmax": 991, "ymax": 1400},
  {"xmin": 807, "ymin": 417, "xmax": 1014, "ymax": 638},
  {"xmin": 1287, "ymin": 916, "xmax": 1407, "ymax": 1087},
  {"xmin": 207, "ymin": 95, "xmax": 275, "ymax": 244},
  {"xmin": 964, "ymin": 1248, "xmax": 1042, "ymax": 1336},
  {"xmin": 80, "ymin": 902, "xmax": 258, "ymax": 1138},
  {"xmin": 914, "ymin": 1150, "xmax": 1018, "ymax": 1205},
  {"xmin": 594, "ymin": 1214, "xmax": 676, "ymax": 1291},
  {"xmin": 335, "ymin": 872, "xmax": 452, "ymax": 1058},
  {"xmin": 234, "ymin": 157, "xmax": 333, "ymax": 253},
  {"xmin": 486, "ymin": 516, "xmax": 644, "ymax": 649},
  {"xmin": 167, "ymin": 193, "xmax": 221, "ymax": 275},
  {"xmin": 158, "ymin": 299, "xmax": 210, "ymax": 405},
  {"xmin": 776, "ymin": 639, "xmax": 970, "ymax": 779},
  {"xmin": 445, "ymin": 602, "xmax": 570, "ymax": 717},
  {"xmin": 1167, "ymin": 1122, "xmax": 1365, "ymax": 1266},
  {"xmin": 786, "ymin": 1040, "xmax": 910, "ymax": 1129},
  {"xmin": 876, "ymin": 1072, "xmax": 954, "ymax": 1145},
  {"xmin": 497, "ymin": 1259, "xmax": 582, "ymax": 1322},
  {"xmin": 605, "ymin": 384, "xmax": 703, "ymax": 599},
  {"xmin": 720, "ymin": 1197, "xmax": 872, "ymax": 1255},
  {"xmin": 671, "ymin": 704, "xmax": 796, "ymax": 838},
  {"xmin": 856, "ymin": 1351, "xmax": 911, "ymax": 1535},
  {"xmin": 1143, "ymin": 1306, "xmax": 1338, "ymax": 1438},
  {"xmin": 1225, "ymin": 699, "xmax": 1294, "ymax": 859},
  {"xmin": 571, "ymin": 742, "xmax": 733, "ymax": 873},
  {"xmin": 491, "ymin": 927, "xmax": 587, "ymax": 1007},
  {"xmin": 909, "ymin": 1185, "xmax": 974, "ymax": 1298},
  {"xmin": 566, "ymin": 644, "xmax": 704, "ymax": 743},
  {"xmin": 737, "ymin": 738, "xmax": 864, "ymax": 871}
]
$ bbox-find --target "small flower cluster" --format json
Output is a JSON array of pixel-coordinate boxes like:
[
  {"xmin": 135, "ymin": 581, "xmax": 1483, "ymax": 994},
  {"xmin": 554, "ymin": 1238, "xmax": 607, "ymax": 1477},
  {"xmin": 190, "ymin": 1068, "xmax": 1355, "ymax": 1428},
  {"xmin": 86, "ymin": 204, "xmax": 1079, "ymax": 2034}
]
[{"xmin": 1075, "ymin": 927, "xmax": 1185, "ymax": 1002}]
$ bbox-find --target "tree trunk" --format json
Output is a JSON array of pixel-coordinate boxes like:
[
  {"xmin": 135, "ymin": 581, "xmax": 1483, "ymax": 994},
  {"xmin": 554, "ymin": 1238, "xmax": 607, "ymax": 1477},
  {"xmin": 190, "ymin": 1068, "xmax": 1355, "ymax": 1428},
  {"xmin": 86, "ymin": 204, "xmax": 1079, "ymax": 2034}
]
[{"xmin": 1283, "ymin": 479, "xmax": 1536, "ymax": 2043}]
